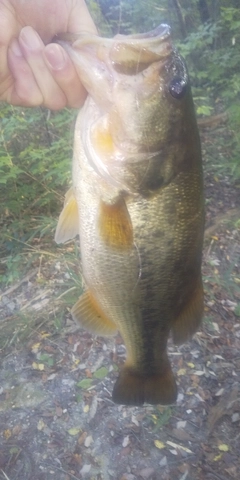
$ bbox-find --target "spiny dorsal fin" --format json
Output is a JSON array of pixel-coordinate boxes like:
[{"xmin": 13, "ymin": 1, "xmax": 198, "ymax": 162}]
[
  {"xmin": 55, "ymin": 187, "xmax": 79, "ymax": 244},
  {"xmin": 71, "ymin": 290, "xmax": 117, "ymax": 336},
  {"xmin": 98, "ymin": 197, "xmax": 133, "ymax": 249}
]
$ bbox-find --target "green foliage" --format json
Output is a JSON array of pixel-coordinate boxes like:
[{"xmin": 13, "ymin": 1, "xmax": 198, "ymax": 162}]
[
  {"xmin": 87, "ymin": 0, "xmax": 169, "ymax": 36},
  {"xmin": 177, "ymin": 6, "xmax": 240, "ymax": 178},
  {"xmin": 0, "ymin": 105, "xmax": 76, "ymax": 262},
  {"xmin": 1, "ymin": 0, "xmax": 240, "ymax": 291},
  {"xmin": 151, "ymin": 407, "xmax": 172, "ymax": 431}
]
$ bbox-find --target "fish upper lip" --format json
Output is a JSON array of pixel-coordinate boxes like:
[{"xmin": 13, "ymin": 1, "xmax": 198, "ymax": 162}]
[{"xmin": 67, "ymin": 23, "xmax": 172, "ymax": 59}]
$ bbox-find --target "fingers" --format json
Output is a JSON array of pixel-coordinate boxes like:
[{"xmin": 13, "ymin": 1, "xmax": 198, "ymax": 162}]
[
  {"xmin": 8, "ymin": 26, "xmax": 87, "ymax": 109},
  {"xmin": 8, "ymin": 38, "xmax": 44, "ymax": 107},
  {"xmin": 19, "ymin": 26, "xmax": 67, "ymax": 110},
  {"xmin": 43, "ymin": 43, "xmax": 87, "ymax": 108}
]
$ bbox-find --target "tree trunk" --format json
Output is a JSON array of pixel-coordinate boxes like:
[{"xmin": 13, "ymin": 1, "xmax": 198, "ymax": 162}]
[
  {"xmin": 171, "ymin": 0, "xmax": 187, "ymax": 39},
  {"xmin": 198, "ymin": 0, "xmax": 211, "ymax": 24}
]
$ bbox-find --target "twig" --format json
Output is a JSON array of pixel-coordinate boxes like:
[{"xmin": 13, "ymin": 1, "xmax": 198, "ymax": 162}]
[{"xmin": 1, "ymin": 470, "xmax": 11, "ymax": 480}]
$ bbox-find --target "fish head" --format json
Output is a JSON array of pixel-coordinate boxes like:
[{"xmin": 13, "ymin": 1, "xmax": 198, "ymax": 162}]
[{"xmin": 56, "ymin": 25, "xmax": 199, "ymax": 192}]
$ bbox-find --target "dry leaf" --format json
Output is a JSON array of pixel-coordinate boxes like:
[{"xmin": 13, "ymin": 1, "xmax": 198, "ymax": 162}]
[
  {"xmin": 154, "ymin": 440, "xmax": 165, "ymax": 449},
  {"xmin": 31, "ymin": 342, "xmax": 41, "ymax": 352},
  {"xmin": 166, "ymin": 441, "xmax": 193, "ymax": 454},
  {"xmin": 171, "ymin": 428, "xmax": 193, "ymax": 442},
  {"xmin": 138, "ymin": 467, "xmax": 155, "ymax": 479},
  {"xmin": 122, "ymin": 435, "xmax": 130, "ymax": 448},
  {"xmin": 177, "ymin": 369, "xmax": 187, "ymax": 376},
  {"xmin": 37, "ymin": 419, "xmax": 45, "ymax": 431},
  {"xmin": 78, "ymin": 432, "xmax": 88, "ymax": 445},
  {"xmin": 80, "ymin": 464, "xmax": 91, "ymax": 475},
  {"xmin": 218, "ymin": 444, "xmax": 229, "ymax": 452},
  {"xmin": 68, "ymin": 427, "xmax": 82, "ymax": 436},
  {"xmin": 84, "ymin": 435, "xmax": 93, "ymax": 447},
  {"xmin": 3, "ymin": 429, "xmax": 11, "ymax": 440}
]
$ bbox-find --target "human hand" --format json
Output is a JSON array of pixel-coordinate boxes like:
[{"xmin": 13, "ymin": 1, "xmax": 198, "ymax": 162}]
[{"xmin": 0, "ymin": 0, "xmax": 97, "ymax": 109}]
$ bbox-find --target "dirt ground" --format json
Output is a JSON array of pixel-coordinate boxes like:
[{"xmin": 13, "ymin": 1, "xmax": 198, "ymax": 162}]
[{"xmin": 0, "ymin": 122, "xmax": 240, "ymax": 480}]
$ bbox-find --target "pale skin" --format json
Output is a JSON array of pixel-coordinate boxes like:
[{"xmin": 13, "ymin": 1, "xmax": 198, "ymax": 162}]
[{"xmin": 0, "ymin": 0, "xmax": 97, "ymax": 109}]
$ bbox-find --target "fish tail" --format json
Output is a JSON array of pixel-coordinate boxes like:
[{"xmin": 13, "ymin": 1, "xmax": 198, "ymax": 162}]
[{"xmin": 112, "ymin": 362, "xmax": 177, "ymax": 406}]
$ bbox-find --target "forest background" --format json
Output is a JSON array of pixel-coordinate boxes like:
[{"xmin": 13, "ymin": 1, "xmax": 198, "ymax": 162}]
[
  {"xmin": 0, "ymin": 2, "xmax": 240, "ymax": 479},
  {"xmin": 0, "ymin": 0, "xmax": 239, "ymax": 289}
]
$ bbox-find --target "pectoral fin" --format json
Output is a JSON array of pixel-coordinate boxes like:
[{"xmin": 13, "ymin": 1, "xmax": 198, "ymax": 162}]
[
  {"xmin": 55, "ymin": 187, "xmax": 79, "ymax": 244},
  {"xmin": 72, "ymin": 290, "xmax": 117, "ymax": 336},
  {"xmin": 98, "ymin": 197, "xmax": 133, "ymax": 249},
  {"xmin": 172, "ymin": 276, "xmax": 204, "ymax": 345}
]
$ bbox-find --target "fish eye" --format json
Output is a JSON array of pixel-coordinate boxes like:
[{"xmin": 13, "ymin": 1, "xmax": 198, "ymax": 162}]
[{"xmin": 169, "ymin": 76, "xmax": 187, "ymax": 99}]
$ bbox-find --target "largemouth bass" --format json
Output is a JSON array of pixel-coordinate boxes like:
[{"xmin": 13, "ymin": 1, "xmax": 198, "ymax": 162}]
[{"xmin": 55, "ymin": 24, "xmax": 205, "ymax": 406}]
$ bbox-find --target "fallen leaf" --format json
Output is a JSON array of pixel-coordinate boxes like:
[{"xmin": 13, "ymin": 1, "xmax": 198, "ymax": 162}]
[
  {"xmin": 80, "ymin": 464, "xmax": 91, "ymax": 475},
  {"xmin": 122, "ymin": 435, "xmax": 130, "ymax": 448},
  {"xmin": 83, "ymin": 404, "xmax": 89, "ymax": 413},
  {"xmin": 78, "ymin": 432, "xmax": 88, "ymax": 445},
  {"xmin": 154, "ymin": 440, "xmax": 165, "ymax": 449},
  {"xmin": 68, "ymin": 427, "xmax": 82, "ymax": 436},
  {"xmin": 214, "ymin": 454, "xmax": 222, "ymax": 461},
  {"xmin": 12, "ymin": 425, "xmax": 21, "ymax": 436},
  {"xmin": 177, "ymin": 369, "xmax": 186, "ymax": 376},
  {"xmin": 171, "ymin": 428, "xmax": 193, "ymax": 442},
  {"xmin": 31, "ymin": 342, "xmax": 41, "ymax": 352},
  {"xmin": 93, "ymin": 367, "xmax": 108, "ymax": 379},
  {"xmin": 218, "ymin": 444, "xmax": 229, "ymax": 452},
  {"xmin": 37, "ymin": 420, "xmax": 45, "ymax": 431},
  {"xmin": 77, "ymin": 379, "xmax": 93, "ymax": 389},
  {"xmin": 215, "ymin": 388, "xmax": 224, "ymax": 396},
  {"xmin": 32, "ymin": 362, "xmax": 45, "ymax": 371},
  {"xmin": 166, "ymin": 441, "xmax": 193, "ymax": 454},
  {"xmin": 84, "ymin": 435, "xmax": 93, "ymax": 447},
  {"xmin": 177, "ymin": 421, "xmax": 186, "ymax": 429},
  {"xmin": 4, "ymin": 429, "xmax": 11, "ymax": 440},
  {"xmin": 232, "ymin": 413, "xmax": 239, "ymax": 423},
  {"xmin": 138, "ymin": 467, "xmax": 155, "ymax": 479}
]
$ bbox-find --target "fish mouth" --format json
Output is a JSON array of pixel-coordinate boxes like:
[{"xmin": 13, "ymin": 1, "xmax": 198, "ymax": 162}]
[{"xmin": 55, "ymin": 24, "xmax": 172, "ymax": 78}]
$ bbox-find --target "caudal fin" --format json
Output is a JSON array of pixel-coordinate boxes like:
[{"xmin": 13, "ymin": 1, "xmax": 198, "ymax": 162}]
[{"xmin": 112, "ymin": 365, "xmax": 177, "ymax": 406}]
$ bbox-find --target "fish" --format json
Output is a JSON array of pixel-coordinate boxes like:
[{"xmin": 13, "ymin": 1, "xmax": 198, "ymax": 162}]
[{"xmin": 54, "ymin": 24, "xmax": 205, "ymax": 406}]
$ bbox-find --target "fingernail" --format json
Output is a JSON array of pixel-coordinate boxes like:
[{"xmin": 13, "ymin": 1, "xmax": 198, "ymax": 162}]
[
  {"xmin": 10, "ymin": 38, "xmax": 23, "ymax": 57},
  {"xmin": 44, "ymin": 44, "xmax": 68, "ymax": 70},
  {"xmin": 20, "ymin": 26, "xmax": 42, "ymax": 50}
]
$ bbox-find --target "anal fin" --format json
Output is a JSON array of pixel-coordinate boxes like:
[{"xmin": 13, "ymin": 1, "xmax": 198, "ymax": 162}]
[
  {"xmin": 55, "ymin": 187, "xmax": 79, "ymax": 244},
  {"xmin": 172, "ymin": 276, "xmax": 204, "ymax": 345},
  {"xmin": 71, "ymin": 290, "xmax": 117, "ymax": 336}
]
